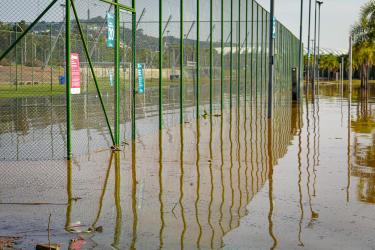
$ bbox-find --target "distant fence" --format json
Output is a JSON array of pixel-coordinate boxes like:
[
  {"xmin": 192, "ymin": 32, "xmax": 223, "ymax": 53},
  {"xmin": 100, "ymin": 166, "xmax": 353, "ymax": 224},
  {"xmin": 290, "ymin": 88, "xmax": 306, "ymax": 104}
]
[{"xmin": 0, "ymin": 0, "xmax": 301, "ymax": 161}]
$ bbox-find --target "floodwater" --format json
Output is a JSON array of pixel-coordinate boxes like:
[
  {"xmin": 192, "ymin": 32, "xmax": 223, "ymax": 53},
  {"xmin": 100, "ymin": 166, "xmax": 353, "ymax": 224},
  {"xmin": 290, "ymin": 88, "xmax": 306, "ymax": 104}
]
[{"xmin": 0, "ymin": 84, "xmax": 375, "ymax": 249}]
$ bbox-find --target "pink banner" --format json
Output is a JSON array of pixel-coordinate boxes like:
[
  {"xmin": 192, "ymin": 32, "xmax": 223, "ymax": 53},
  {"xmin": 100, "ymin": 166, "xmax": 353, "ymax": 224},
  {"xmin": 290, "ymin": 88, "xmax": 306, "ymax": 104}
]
[{"xmin": 70, "ymin": 53, "xmax": 81, "ymax": 94}]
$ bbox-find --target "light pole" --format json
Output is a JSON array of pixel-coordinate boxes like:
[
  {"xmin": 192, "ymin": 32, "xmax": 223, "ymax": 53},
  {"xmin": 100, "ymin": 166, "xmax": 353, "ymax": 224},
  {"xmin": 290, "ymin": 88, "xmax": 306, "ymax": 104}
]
[
  {"xmin": 312, "ymin": 0, "xmax": 317, "ymax": 94},
  {"xmin": 317, "ymin": 1, "xmax": 323, "ymax": 95},
  {"xmin": 298, "ymin": 0, "xmax": 304, "ymax": 101},
  {"xmin": 307, "ymin": 0, "xmax": 312, "ymax": 94}
]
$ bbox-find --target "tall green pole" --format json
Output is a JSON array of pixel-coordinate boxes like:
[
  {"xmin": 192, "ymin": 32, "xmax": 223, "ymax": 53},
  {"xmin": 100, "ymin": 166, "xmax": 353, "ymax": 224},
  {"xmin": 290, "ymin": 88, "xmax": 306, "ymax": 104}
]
[
  {"xmin": 180, "ymin": 0, "xmax": 184, "ymax": 124},
  {"xmin": 50, "ymin": 23, "xmax": 53, "ymax": 92},
  {"xmin": 260, "ymin": 7, "xmax": 264, "ymax": 102},
  {"xmin": 268, "ymin": 5, "xmax": 274, "ymax": 120},
  {"xmin": 245, "ymin": 0, "xmax": 248, "ymax": 106},
  {"xmin": 66, "ymin": 0, "xmax": 72, "ymax": 159},
  {"xmin": 255, "ymin": 4, "xmax": 258, "ymax": 105},
  {"xmin": 220, "ymin": 0, "xmax": 224, "ymax": 112},
  {"xmin": 297, "ymin": 0, "xmax": 303, "ymax": 101},
  {"xmin": 159, "ymin": 0, "xmax": 163, "ymax": 130},
  {"xmin": 115, "ymin": 0, "xmax": 120, "ymax": 146},
  {"xmin": 209, "ymin": 0, "xmax": 213, "ymax": 114},
  {"xmin": 15, "ymin": 25, "xmax": 18, "ymax": 91},
  {"xmin": 230, "ymin": 0, "xmax": 233, "ymax": 109},
  {"xmin": 237, "ymin": 0, "xmax": 241, "ymax": 109},
  {"xmin": 250, "ymin": 0, "xmax": 254, "ymax": 105},
  {"xmin": 196, "ymin": 0, "xmax": 200, "ymax": 118},
  {"xmin": 132, "ymin": 0, "xmax": 136, "ymax": 140}
]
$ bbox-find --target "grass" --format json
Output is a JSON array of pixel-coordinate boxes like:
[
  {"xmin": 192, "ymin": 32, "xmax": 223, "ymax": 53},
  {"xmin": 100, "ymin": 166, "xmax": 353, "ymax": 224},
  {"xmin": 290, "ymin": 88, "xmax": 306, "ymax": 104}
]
[
  {"xmin": 0, "ymin": 77, "xmax": 210, "ymax": 99},
  {"xmin": 319, "ymin": 79, "xmax": 375, "ymax": 86}
]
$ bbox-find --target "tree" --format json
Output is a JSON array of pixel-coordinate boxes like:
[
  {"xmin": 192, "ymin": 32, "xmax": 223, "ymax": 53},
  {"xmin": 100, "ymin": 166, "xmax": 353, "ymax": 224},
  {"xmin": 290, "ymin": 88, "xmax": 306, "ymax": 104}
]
[
  {"xmin": 319, "ymin": 54, "xmax": 339, "ymax": 80},
  {"xmin": 351, "ymin": 0, "xmax": 375, "ymax": 89}
]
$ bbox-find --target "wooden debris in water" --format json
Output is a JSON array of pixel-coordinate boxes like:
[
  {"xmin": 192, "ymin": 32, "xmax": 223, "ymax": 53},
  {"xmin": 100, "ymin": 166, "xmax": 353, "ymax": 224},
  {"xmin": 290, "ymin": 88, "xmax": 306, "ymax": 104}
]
[{"xmin": 35, "ymin": 243, "xmax": 61, "ymax": 250}]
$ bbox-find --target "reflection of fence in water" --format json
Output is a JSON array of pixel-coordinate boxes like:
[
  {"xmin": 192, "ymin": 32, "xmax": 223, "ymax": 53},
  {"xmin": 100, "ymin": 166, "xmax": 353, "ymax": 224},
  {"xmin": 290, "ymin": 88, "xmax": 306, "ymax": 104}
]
[{"xmin": 64, "ymin": 102, "xmax": 298, "ymax": 249}]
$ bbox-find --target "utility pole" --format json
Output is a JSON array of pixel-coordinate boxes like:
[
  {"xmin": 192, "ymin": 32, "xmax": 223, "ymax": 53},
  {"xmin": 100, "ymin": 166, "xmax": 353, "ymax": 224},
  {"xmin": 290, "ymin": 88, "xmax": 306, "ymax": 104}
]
[
  {"xmin": 317, "ymin": 1, "xmax": 323, "ymax": 95},
  {"xmin": 312, "ymin": 0, "xmax": 317, "ymax": 94}
]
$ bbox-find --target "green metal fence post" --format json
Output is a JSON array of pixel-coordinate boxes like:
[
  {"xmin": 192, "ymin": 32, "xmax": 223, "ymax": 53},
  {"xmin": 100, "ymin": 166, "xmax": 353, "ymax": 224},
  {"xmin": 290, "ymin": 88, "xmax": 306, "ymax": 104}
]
[
  {"xmin": 255, "ymin": 3, "xmax": 258, "ymax": 105},
  {"xmin": 250, "ymin": 0, "xmax": 253, "ymax": 105},
  {"xmin": 260, "ymin": 8, "xmax": 263, "ymax": 101},
  {"xmin": 237, "ymin": 0, "xmax": 241, "ymax": 110},
  {"xmin": 66, "ymin": 0, "xmax": 72, "ymax": 160},
  {"xmin": 159, "ymin": 0, "xmax": 163, "ymax": 130},
  {"xmin": 70, "ymin": 0, "xmax": 115, "ymax": 145},
  {"xmin": 132, "ymin": 0, "xmax": 136, "ymax": 141},
  {"xmin": 220, "ymin": 0, "xmax": 224, "ymax": 112},
  {"xmin": 115, "ymin": 0, "xmax": 120, "ymax": 146},
  {"xmin": 0, "ymin": 0, "xmax": 58, "ymax": 62},
  {"xmin": 245, "ymin": 0, "xmax": 248, "ymax": 106},
  {"xmin": 15, "ymin": 24, "xmax": 18, "ymax": 91},
  {"xmin": 230, "ymin": 0, "xmax": 233, "ymax": 109},
  {"xmin": 180, "ymin": 0, "xmax": 184, "ymax": 124},
  {"xmin": 196, "ymin": 0, "xmax": 200, "ymax": 118},
  {"xmin": 50, "ymin": 23, "xmax": 53, "ymax": 91},
  {"xmin": 268, "ymin": 6, "xmax": 274, "ymax": 119},
  {"xmin": 209, "ymin": 0, "xmax": 213, "ymax": 114}
]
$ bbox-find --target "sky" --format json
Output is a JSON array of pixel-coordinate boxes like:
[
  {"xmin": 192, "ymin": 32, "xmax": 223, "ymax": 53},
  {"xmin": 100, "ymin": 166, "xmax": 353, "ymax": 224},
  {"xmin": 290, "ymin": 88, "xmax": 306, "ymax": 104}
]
[{"xmin": 256, "ymin": 0, "xmax": 368, "ymax": 50}]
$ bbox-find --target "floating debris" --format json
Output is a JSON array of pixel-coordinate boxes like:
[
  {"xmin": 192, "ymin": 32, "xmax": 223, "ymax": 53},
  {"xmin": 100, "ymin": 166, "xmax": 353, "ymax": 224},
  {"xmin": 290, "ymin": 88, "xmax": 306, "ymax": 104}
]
[
  {"xmin": 0, "ymin": 236, "xmax": 21, "ymax": 249},
  {"xmin": 35, "ymin": 243, "xmax": 61, "ymax": 250}
]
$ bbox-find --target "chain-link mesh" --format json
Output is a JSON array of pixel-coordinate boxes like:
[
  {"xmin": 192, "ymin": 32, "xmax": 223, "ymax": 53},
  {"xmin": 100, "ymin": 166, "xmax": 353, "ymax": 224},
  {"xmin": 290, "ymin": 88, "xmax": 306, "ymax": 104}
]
[{"xmin": 0, "ymin": 0, "xmax": 302, "ymax": 248}]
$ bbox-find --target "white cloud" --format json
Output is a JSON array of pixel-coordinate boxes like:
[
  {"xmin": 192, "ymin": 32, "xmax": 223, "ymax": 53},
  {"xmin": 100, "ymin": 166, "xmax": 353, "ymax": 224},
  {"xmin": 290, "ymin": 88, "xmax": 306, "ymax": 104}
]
[{"xmin": 256, "ymin": 0, "xmax": 367, "ymax": 50}]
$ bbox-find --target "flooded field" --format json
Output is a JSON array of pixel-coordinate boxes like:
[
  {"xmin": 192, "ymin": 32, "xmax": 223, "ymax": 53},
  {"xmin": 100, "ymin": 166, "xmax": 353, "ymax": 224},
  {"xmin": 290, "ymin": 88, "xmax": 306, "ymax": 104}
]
[{"xmin": 0, "ymin": 85, "xmax": 374, "ymax": 249}]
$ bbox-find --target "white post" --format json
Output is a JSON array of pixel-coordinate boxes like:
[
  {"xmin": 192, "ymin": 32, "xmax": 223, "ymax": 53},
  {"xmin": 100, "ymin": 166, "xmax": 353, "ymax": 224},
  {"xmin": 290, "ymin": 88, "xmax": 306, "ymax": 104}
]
[{"xmin": 349, "ymin": 37, "xmax": 353, "ymax": 99}]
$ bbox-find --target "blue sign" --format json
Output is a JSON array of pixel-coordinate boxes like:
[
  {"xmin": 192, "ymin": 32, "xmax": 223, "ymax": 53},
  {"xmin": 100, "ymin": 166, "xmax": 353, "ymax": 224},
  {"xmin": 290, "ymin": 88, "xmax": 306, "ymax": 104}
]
[
  {"xmin": 107, "ymin": 13, "xmax": 115, "ymax": 48},
  {"xmin": 137, "ymin": 63, "xmax": 145, "ymax": 94},
  {"xmin": 272, "ymin": 17, "xmax": 277, "ymax": 39}
]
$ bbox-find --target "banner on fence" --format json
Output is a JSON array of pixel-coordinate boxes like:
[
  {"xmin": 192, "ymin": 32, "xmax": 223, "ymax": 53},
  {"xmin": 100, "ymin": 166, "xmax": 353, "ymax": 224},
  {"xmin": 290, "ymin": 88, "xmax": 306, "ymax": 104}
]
[
  {"xmin": 107, "ymin": 13, "xmax": 115, "ymax": 48},
  {"xmin": 137, "ymin": 63, "xmax": 145, "ymax": 94},
  {"xmin": 71, "ymin": 53, "xmax": 81, "ymax": 94},
  {"xmin": 273, "ymin": 17, "xmax": 277, "ymax": 39},
  {"xmin": 109, "ymin": 70, "xmax": 114, "ymax": 87}
]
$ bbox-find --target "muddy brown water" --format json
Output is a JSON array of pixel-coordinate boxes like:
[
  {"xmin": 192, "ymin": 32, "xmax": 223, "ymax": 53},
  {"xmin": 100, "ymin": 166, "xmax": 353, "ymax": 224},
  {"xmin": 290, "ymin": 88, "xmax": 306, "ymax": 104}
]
[{"xmin": 0, "ymin": 84, "xmax": 374, "ymax": 249}]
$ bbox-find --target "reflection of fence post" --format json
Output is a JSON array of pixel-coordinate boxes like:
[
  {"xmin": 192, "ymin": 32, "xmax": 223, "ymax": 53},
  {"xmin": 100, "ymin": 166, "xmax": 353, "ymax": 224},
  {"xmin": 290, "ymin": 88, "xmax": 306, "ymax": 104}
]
[
  {"xmin": 65, "ymin": 160, "xmax": 72, "ymax": 230},
  {"xmin": 66, "ymin": 0, "xmax": 72, "ymax": 160}
]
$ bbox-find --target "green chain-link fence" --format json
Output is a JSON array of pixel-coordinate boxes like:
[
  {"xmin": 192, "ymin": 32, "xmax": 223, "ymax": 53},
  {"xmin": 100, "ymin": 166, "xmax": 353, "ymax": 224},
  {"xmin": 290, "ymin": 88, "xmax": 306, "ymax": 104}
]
[{"xmin": 0, "ymin": 0, "xmax": 301, "ymax": 162}]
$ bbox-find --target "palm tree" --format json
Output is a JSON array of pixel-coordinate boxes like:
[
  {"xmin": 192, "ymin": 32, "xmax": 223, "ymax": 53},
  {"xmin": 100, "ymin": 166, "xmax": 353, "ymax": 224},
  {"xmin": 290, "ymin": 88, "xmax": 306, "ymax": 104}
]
[
  {"xmin": 351, "ymin": 0, "xmax": 375, "ymax": 89},
  {"xmin": 319, "ymin": 54, "xmax": 339, "ymax": 80}
]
